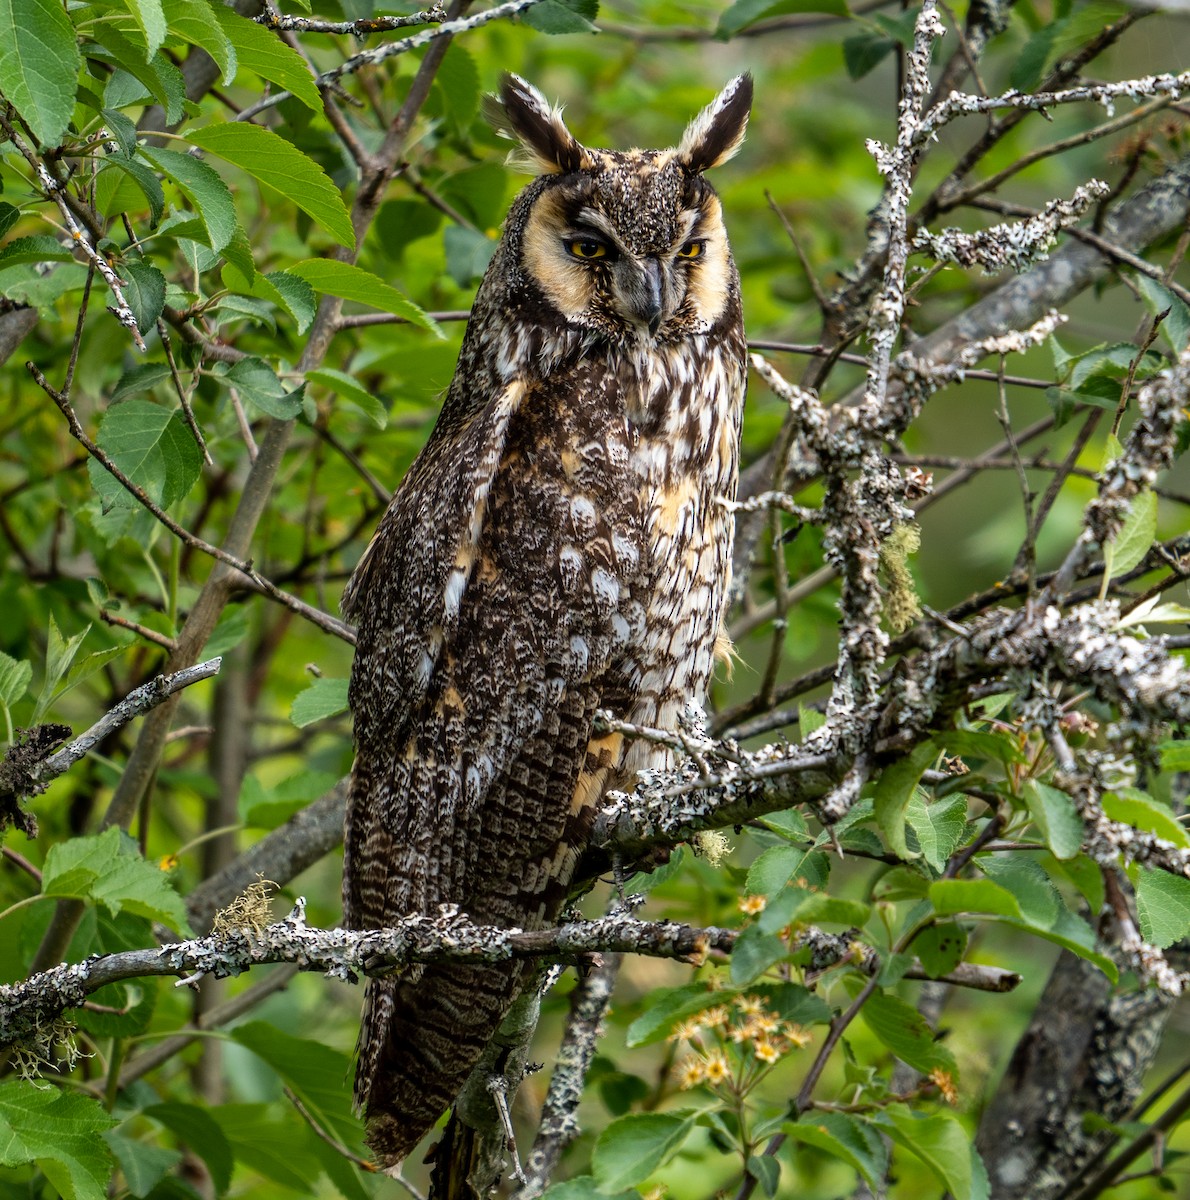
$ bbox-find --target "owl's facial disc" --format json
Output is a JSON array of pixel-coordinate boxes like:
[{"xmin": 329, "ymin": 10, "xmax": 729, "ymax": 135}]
[{"xmin": 520, "ymin": 166, "xmax": 732, "ymax": 341}]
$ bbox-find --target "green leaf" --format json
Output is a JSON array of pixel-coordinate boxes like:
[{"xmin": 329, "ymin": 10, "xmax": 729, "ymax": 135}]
[
  {"xmin": 187, "ymin": 123, "xmax": 354, "ymax": 248},
  {"xmin": 745, "ymin": 1152, "xmax": 780, "ymax": 1197},
  {"xmin": 307, "ymin": 367, "xmax": 388, "ymax": 429},
  {"xmin": 785, "ymin": 1111, "xmax": 888, "ymax": 1190},
  {"xmin": 102, "ymin": 1130, "xmax": 181, "ymax": 1198},
  {"xmin": 288, "ymin": 258, "xmax": 440, "ymax": 334},
  {"xmin": 231, "ymin": 1022, "xmax": 359, "ymax": 1144},
  {"xmin": 1136, "ymin": 869, "xmax": 1190, "ymax": 949},
  {"xmin": 444, "ymin": 224, "xmax": 497, "ymax": 287},
  {"xmin": 0, "ymin": 0, "xmax": 81, "ymax": 147},
  {"xmin": 0, "ymin": 651, "xmax": 32, "ymax": 707},
  {"xmin": 540, "ymin": 1178, "xmax": 636, "ymax": 1200},
  {"xmin": 1134, "ymin": 274, "xmax": 1190, "ymax": 354},
  {"xmin": 98, "ymin": 157, "xmax": 166, "ymax": 226},
  {"xmin": 592, "ymin": 1113, "xmax": 694, "ymax": 1191},
  {"xmin": 73, "ymin": 979, "xmax": 156, "ymax": 1039},
  {"xmin": 164, "ymin": 0, "xmax": 234, "ymax": 82},
  {"xmin": 111, "ymin": 362, "xmax": 172, "ymax": 403},
  {"xmin": 42, "ymin": 826, "xmax": 192, "ymax": 932},
  {"xmin": 906, "ymin": 793, "xmax": 968, "ymax": 873},
  {"xmin": 436, "ymin": 44, "xmax": 480, "ymax": 128},
  {"xmin": 144, "ymin": 1103, "xmax": 233, "ymax": 1195},
  {"xmin": 93, "ymin": 29, "xmax": 185, "ymax": 126},
  {"xmin": 0, "ymin": 201, "xmax": 20, "ymax": 239},
  {"xmin": 746, "ymin": 843, "xmax": 807, "ymax": 896},
  {"xmin": 122, "ymin": 0, "xmax": 168, "ymax": 58},
  {"xmin": 1025, "ymin": 781, "xmax": 1084, "ymax": 860},
  {"xmin": 0, "ymin": 235, "xmax": 76, "ymax": 268},
  {"xmin": 980, "ymin": 855, "xmax": 1060, "ymax": 928},
  {"xmin": 874, "ymin": 743, "xmax": 936, "ymax": 859},
  {"xmin": 290, "ymin": 676, "xmax": 350, "ymax": 727},
  {"xmin": 1160, "ymin": 740, "xmax": 1190, "ymax": 772},
  {"xmin": 877, "ymin": 1107, "xmax": 988, "ymax": 1200},
  {"xmin": 239, "ymin": 768, "xmax": 339, "ymax": 828},
  {"xmin": 0, "ymin": 1082, "xmax": 118, "ymax": 1200},
  {"xmin": 522, "ymin": 0, "xmax": 599, "ymax": 34},
  {"xmin": 625, "ymin": 984, "xmax": 717, "ymax": 1047},
  {"xmin": 730, "ymin": 923, "xmax": 787, "ymax": 986},
  {"xmin": 31, "ymin": 614, "xmax": 89, "ymax": 723},
  {"xmin": 207, "ymin": 1103, "xmax": 323, "ymax": 1192},
  {"xmin": 928, "ymin": 878, "xmax": 1022, "ymax": 918},
  {"xmin": 121, "ymin": 260, "xmax": 166, "ymax": 332},
  {"xmin": 860, "ymin": 988, "xmax": 957, "ymax": 1077},
  {"xmin": 1005, "ymin": 906, "xmax": 1117, "ymax": 981},
  {"xmin": 140, "ymin": 146, "xmax": 239, "ymax": 255},
  {"xmin": 87, "ymin": 398, "xmax": 203, "ymax": 511},
  {"xmin": 790, "ymin": 893, "xmax": 871, "ymax": 927},
  {"xmin": 720, "ymin": 0, "xmax": 848, "ymax": 37},
  {"xmin": 937, "ymin": 727, "xmax": 1027, "ymax": 766},
  {"xmin": 1103, "ymin": 788, "xmax": 1190, "ymax": 848},
  {"xmin": 914, "ymin": 922, "xmax": 967, "ymax": 977},
  {"xmin": 843, "ymin": 29, "xmax": 897, "ymax": 79},
  {"xmin": 222, "ymin": 356, "xmax": 304, "ymax": 419},
  {"xmin": 212, "ymin": 5, "xmax": 321, "ymax": 110},
  {"xmin": 1103, "ymin": 489, "xmax": 1157, "ymax": 583}
]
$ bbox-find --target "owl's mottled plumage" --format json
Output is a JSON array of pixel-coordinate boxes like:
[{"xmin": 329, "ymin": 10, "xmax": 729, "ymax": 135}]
[{"xmin": 342, "ymin": 73, "xmax": 752, "ymax": 1172}]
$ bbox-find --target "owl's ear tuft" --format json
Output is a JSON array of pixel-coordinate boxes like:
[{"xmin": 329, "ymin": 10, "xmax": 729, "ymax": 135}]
[
  {"xmin": 483, "ymin": 74, "xmax": 589, "ymax": 175},
  {"xmin": 678, "ymin": 74, "xmax": 753, "ymax": 173}
]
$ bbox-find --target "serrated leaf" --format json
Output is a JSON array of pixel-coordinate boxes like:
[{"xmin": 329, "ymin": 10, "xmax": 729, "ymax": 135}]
[
  {"xmin": 914, "ymin": 922, "xmax": 967, "ymax": 977},
  {"xmin": 745, "ymin": 1152, "xmax": 780, "ymax": 1196},
  {"xmin": 144, "ymin": 1103, "xmax": 233, "ymax": 1195},
  {"xmin": 98, "ymin": 157, "xmax": 166, "ymax": 226},
  {"xmin": 140, "ymin": 146, "xmax": 238, "ymax": 255},
  {"xmin": 980, "ymin": 855, "xmax": 1061, "ymax": 928},
  {"xmin": 861, "ymin": 988, "xmax": 957, "ymax": 1077},
  {"xmin": 42, "ymin": 826, "xmax": 191, "ymax": 932},
  {"xmin": 212, "ymin": 4, "xmax": 321, "ymax": 110},
  {"xmin": 1025, "ymin": 781, "xmax": 1084, "ymax": 860},
  {"xmin": 1134, "ymin": 274, "xmax": 1190, "ymax": 355},
  {"xmin": 1103, "ymin": 489, "xmax": 1156, "ymax": 583},
  {"xmin": 232, "ymin": 1022, "xmax": 359, "ymax": 1144},
  {"xmin": 0, "ymin": 1082, "xmax": 117, "ymax": 1200},
  {"xmin": 187, "ymin": 123, "xmax": 354, "ymax": 248},
  {"xmin": 1136, "ymin": 869, "xmax": 1190, "ymax": 949},
  {"xmin": 307, "ymin": 367, "xmax": 387, "ymax": 429},
  {"xmin": 0, "ymin": 202, "xmax": 20, "ymax": 239},
  {"xmin": 746, "ymin": 843, "xmax": 805, "ymax": 896},
  {"xmin": 288, "ymin": 258, "xmax": 440, "ymax": 334},
  {"xmin": 790, "ymin": 893, "xmax": 871, "ymax": 927},
  {"xmin": 592, "ymin": 1113, "xmax": 694, "ymax": 1191},
  {"xmin": 0, "ymin": 235, "xmax": 76, "ymax": 268},
  {"xmin": 523, "ymin": 0, "xmax": 599, "ymax": 34},
  {"xmin": 87, "ymin": 398, "xmax": 203, "ymax": 511},
  {"xmin": 937, "ymin": 727, "xmax": 1027, "ymax": 766},
  {"xmin": 874, "ymin": 743, "xmax": 936, "ymax": 860},
  {"xmin": 876, "ymin": 1107, "xmax": 987, "ymax": 1200},
  {"xmin": 444, "ymin": 223, "xmax": 497, "ymax": 287},
  {"xmin": 207, "ymin": 1104, "xmax": 323, "ymax": 1192},
  {"xmin": 74, "ymin": 979, "xmax": 156, "ymax": 1039},
  {"xmin": 94, "ymin": 30, "xmax": 185, "ymax": 126},
  {"xmin": 0, "ymin": 651, "xmax": 32, "ymax": 707},
  {"xmin": 928, "ymin": 878, "xmax": 1022, "ymax": 918},
  {"xmin": 223, "ymin": 357, "xmax": 303, "ymax": 419},
  {"xmin": 0, "ymin": 0, "xmax": 81, "ymax": 147},
  {"xmin": 122, "ymin": 260, "xmax": 166, "ymax": 332},
  {"xmin": 289, "ymin": 676, "xmax": 350, "ymax": 727},
  {"xmin": 32, "ymin": 614, "xmax": 89, "ymax": 723},
  {"xmin": 785, "ymin": 1111, "xmax": 888, "ymax": 1190},
  {"xmin": 730, "ymin": 924, "xmax": 786, "ymax": 986},
  {"xmin": 164, "ymin": 0, "xmax": 234, "ymax": 82},
  {"xmin": 1103, "ymin": 788, "xmax": 1190, "ymax": 848},
  {"xmin": 110, "ymin": 362, "xmax": 172, "ymax": 403},
  {"xmin": 624, "ymin": 984, "xmax": 715, "ymax": 1047},
  {"xmin": 122, "ymin": 0, "xmax": 167, "ymax": 58},
  {"xmin": 436, "ymin": 44, "xmax": 480, "ymax": 127},
  {"xmin": 102, "ymin": 1130, "xmax": 181, "ymax": 1198},
  {"xmin": 906, "ymin": 793, "xmax": 968, "ymax": 873}
]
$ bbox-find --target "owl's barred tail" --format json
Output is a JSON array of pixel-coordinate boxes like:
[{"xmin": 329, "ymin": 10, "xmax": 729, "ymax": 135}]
[{"xmin": 356, "ymin": 959, "xmax": 530, "ymax": 1171}]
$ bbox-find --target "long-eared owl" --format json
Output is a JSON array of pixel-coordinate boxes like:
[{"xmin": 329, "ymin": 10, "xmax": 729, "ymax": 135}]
[{"xmin": 341, "ymin": 73, "xmax": 752, "ymax": 1171}]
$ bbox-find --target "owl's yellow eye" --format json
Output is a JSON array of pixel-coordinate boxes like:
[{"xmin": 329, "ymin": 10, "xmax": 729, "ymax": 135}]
[
  {"xmin": 677, "ymin": 240, "xmax": 706, "ymax": 260},
  {"xmin": 568, "ymin": 238, "xmax": 607, "ymax": 260}
]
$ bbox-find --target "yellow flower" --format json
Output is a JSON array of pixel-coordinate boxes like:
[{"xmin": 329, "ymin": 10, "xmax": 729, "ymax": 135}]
[
  {"xmin": 783, "ymin": 1023, "xmax": 812, "ymax": 1048},
  {"xmin": 930, "ymin": 1067, "xmax": 958, "ymax": 1104},
  {"xmin": 752, "ymin": 1011, "xmax": 781, "ymax": 1034},
  {"xmin": 677, "ymin": 1056, "xmax": 707, "ymax": 1090},
  {"xmin": 669, "ymin": 1019, "xmax": 703, "ymax": 1043},
  {"xmin": 734, "ymin": 994, "xmax": 764, "ymax": 1015},
  {"xmin": 754, "ymin": 1038, "xmax": 781, "ymax": 1064},
  {"xmin": 703, "ymin": 1049, "xmax": 730, "ymax": 1084},
  {"xmin": 739, "ymin": 894, "xmax": 767, "ymax": 915},
  {"xmin": 701, "ymin": 1005, "xmax": 731, "ymax": 1028}
]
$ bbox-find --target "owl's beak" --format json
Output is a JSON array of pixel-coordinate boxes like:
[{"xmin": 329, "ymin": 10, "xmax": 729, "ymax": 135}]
[{"xmin": 621, "ymin": 257, "xmax": 665, "ymax": 335}]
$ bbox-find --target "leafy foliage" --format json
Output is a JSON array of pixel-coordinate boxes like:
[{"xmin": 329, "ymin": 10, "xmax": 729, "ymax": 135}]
[{"xmin": 1, "ymin": 0, "xmax": 1190, "ymax": 1198}]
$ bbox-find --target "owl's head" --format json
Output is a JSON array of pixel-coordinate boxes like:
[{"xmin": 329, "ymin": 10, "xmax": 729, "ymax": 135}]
[{"xmin": 486, "ymin": 74, "xmax": 752, "ymax": 344}]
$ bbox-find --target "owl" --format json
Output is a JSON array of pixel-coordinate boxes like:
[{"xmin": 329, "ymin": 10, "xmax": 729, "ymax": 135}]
[{"xmin": 341, "ymin": 72, "xmax": 752, "ymax": 1173}]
